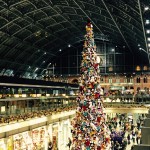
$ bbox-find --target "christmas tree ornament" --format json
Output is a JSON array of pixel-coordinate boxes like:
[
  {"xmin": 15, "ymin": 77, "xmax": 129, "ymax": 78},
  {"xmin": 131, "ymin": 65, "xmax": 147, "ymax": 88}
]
[{"xmin": 71, "ymin": 20, "xmax": 111, "ymax": 150}]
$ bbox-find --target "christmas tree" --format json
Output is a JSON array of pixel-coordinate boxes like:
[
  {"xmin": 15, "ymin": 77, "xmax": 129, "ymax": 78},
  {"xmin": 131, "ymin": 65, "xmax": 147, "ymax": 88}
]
[{"xmin": 71, "ymin": 20, "xmax": 111, "ymax": 150}]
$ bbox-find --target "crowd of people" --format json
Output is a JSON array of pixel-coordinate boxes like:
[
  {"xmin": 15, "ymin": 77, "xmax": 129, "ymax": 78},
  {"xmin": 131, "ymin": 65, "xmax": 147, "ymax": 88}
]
[
  {"xmin": 0, "ymin": 98, "xmax": 147, "ymax": 150},
  {"xmin": 103, "ymin": 89, "xmax": 150, "ymax": 103},
  {"xmin": 107, "ymin": 113, "xmax": 145, "ymax": 150},
  {"xmin": 0, "ymin": 105, "xmax": 76, "ymax": 125}
]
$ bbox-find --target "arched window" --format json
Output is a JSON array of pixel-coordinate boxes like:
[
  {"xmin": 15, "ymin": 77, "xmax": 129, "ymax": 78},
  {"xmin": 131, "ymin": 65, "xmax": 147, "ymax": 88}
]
[
  {"xmin": 130, "ymin": 77, "xmax": 133, "ymax": 83},
  {"xmin": 108, "ymin": 77, "xmax": 112, "ymax": 83},
  {"xmin": 72, "ymin": 79, "xmax": 78, "ymax": 84},
  {"xmin": 143, "ymin": 76, "xmax": 147, "ymax": 83},
  {"xmin": 127, "ymin": 78, "xmax": 130, "ymax": 83},
  {"xmin": 124, "ymin": 77, "xmax": 127, "ymax": 83},
  {"xmin": 100, "ymin": 78, "xmax": 104, "ymax": 83},
  {"xmin": 116, "ymin": 77, "xmax": 120, "ymax": 83},
  {"xmin": 136, "ymin": 77, "xmax": 140, "ymax": 83}
]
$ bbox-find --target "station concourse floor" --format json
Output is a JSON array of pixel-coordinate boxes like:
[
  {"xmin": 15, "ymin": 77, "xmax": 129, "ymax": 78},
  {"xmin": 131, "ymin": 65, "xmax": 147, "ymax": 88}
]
[{"xmin": 67, "ymin": 143, "xmax": 136, "ymax": 150}]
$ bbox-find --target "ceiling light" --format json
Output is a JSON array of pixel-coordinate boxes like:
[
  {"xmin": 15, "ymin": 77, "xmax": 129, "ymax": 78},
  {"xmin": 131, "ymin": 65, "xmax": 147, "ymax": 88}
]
[
  {"xmin": 148, "ymin": 43, "xmax": 150, "ymax": 47},
  {"xmin": 116, "ymin": 45, "xmax": 117, "ymax": 47},
  {"xmin": 138, "ymin": 44, "xmax": 140, "ymax": 46},
  {"xmin": 112, "ymin": 48, "xmax": 115, "ymax": 52},
  {"xmin": 35, "ymin": 68, "xmax": 38, "ymax": 72},
  {"xmin": 59, "ymin": 49, "xmax": 62, "ymax": 52},
  {"xmin": 146, "ymin": 20, "xmax": 150, "ymax": 24},
  {"xmin": 68, "ymin": 44, "xmax": 71, "ymax": 47},
  {"xmin": 145, "ymin": 6, "xmax": 149, "ymax": 11},
  {"xmin": 44, "ymin": 52, "xmax": 46, "ymax": 54},
  {"xmin": 139, "ymin": 47, "xmax": 142, "ymax": 50},
  {"xmin": 43, "ymin": 61, "xmax": 45, "ymax": 63},
  {"xmin": 146, "ymin": 30, "xmax": 150, "ymax": 34},
  {"xmin": 148, "ymin": 38, "xmax": 150, "ymax": 41}
]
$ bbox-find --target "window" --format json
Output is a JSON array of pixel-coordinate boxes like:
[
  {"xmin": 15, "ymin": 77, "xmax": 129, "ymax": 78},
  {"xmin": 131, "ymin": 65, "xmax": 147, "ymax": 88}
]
[
  {"xmin": 136, "ymin": 77, "xmax": 140, "ymax": 83},
  {"xmin": 108, "ymin": 78, "xmax": 112, "ymax": 83},
  {"xmin": 116, "ymin": 77, "xmax": 120, "ymax": 83},
  {"xmin": 130, "ymin": 78, "xmax": 133, "ymax": 83},
  {"xmin": 127, "ymin": 78, "xmax": 130, "ymax": 83},
  {"xmin": 100, "ymin": 78, "xmax": 104, "ymax": 83},
  {"xmin": 124, "ymin": 77, "xmax": 127, "ymax": 83},
  {"xmin": 144, "ymin": 76, "xmax": 148, "ymax": 83}
]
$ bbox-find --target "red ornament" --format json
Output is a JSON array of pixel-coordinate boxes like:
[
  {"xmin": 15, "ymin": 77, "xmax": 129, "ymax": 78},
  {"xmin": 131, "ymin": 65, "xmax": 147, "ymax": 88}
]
[{"xmin": 85, "ymin": 139, "xmax": 90, "ymax": 146}]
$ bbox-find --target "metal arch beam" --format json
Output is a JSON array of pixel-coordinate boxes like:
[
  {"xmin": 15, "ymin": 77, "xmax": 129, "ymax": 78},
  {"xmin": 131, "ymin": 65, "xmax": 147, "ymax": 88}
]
[
  {"xmin": 114, "ymin": 15, "xmax": 143, "ymax": 36},
  {"xmin": 72, "ymin": 0, "xmax": 103, "ymax": 34},
  {"xmin": 13, "ymin": 50, "xmax": 48, "ymax": 75},
  {"xmin": 85, "ymin": 10, "xmax": 143, "ymax": 37},
  {"xmin": 0, "ymin": 58, "xmax": 45, "ymax": 69},
  {"xmin": 0, "ymin": 31, "xmax": 55, "ymax": 57},
  {"xmin": 30, "ymin": 53, "xmax": 46, "ymax": 67},
  {"xmin": 41, "ymin": 31, "xmax": 75, "ymax": 49},
  {"xmin": 10, "ymin": 46, "xmax": 33, "ymax": 62},
  {"xmin": 107, "ymin": 3, "xmax": 140, "ymax": 24},
  {"xmin": 24, "ymin": 0, "xmax": 49, "ymax": 19},
  {"xmin": 0, "ymin": 30, "xmax": 55, "ymax": 60},
  {"xmin": 22, "ymin": 11, "xmax": 79, "ymax": 50},
  {"xmin": 137, "ymin": 0, "xmax": 150, "ymax": 64},
  {"xmin": 0, "ymin": 31, "xmax": 55, "ymax": 74},
  {"xmin": 0, "ymin": 16, "xmax": 8, "ymax": 24},
  {"xmin": 0, "ymin": 24, "xmax": 32, "ymax": 48},
  {"xmin": 0, "ymin": 16, "xmax": 21, "ymax": 30},
  {"xmin": 7, "ymin": 0, "xmax": 84, "ymax": 50},
  {"xmin": 32, "ymin": 36, "xmax": 49, "ymax": 46},
  {"xmin": 2, "ymin": 43, "xmax": 23, "ymax": 58},
  {"xmin": 75, "ymin": 0, "xmax": 142, "ymax": 34},
  {"xmin": 0, "ymin": 44, "xmax": 37, "ymax": 68},
  {"xmin": 7, "ymin": 0, "xmax": 31, "ymax": 8},
  {"xmin": 40, "ymin": 0, "xmax": 84, "ymax": 43},
  {"xmin": 0, "ymin": 23, "xmax": 55, "ymax": 61},
  {"xmin": 8, "ymin": 3, "xmax": 75, "ymax": 51},
  {"xmin": 117, "ymin": 22, "xmax": 144, "ymax": 41},
  {"xmin": 11, "ymin": 24, "xmax": 32, "ymax": 36},
  {"xmin": 101, "ymin": 0, "xmax": 133, "ymax": 53},
  {"xmin": 14, "ymin": 51, "xmax": 44, "ymax": 73},
  {"xmin": 38, "ymin": 56, "xmax": 51, "ymax": 69},
  {"xmin": 25, "ymin": 0, "xmax": 83, "ymax": 35},
  {"xmin": 108, "ymin": 4, "xmax": 142, "ymax": 33}
]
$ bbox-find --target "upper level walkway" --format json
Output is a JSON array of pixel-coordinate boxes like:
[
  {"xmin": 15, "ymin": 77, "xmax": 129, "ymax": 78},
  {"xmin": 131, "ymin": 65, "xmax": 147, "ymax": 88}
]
[
  {"xmin": 0, "ymin": 102, "xmax": 149, "ymax": 137},
  {"xmin": 0, "ymin": 95, "xmax": 149, "ymax": 125}
]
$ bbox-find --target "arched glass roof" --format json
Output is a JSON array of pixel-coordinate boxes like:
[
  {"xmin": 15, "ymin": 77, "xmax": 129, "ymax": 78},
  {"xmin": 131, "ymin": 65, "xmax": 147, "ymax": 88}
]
[{"xmin": 0, "ymin": 0, "xmax": 150, "ymax": 77}]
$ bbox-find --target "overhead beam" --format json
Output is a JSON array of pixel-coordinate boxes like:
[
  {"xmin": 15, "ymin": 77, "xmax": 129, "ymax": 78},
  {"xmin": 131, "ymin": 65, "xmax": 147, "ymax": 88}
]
[
  {"xmin": 101, "ymin": 0, "xmax": 133, "ymax": 53},
  {"xmin": 137, "ymin": 0, "xmax": 150, "ymax": 64},
  {"xmin": 72, "ymin": 0, "xmax": 104, "ymax": 34}
]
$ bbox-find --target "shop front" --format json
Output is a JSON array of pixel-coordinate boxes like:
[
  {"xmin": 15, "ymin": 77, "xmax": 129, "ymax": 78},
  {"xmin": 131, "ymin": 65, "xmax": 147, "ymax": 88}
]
[
  {"xmin": 52, "ymin": 123, "xmax": 58, "ymax": 150},
  {"xmin": 0, "ymin": 138, "xmax": 6, "ymax": 150},
  {"xmin": 13, "ymin": 131, "xmax": 32, "ymax": 150},
  {"xmin": 31, "ymin": 127, "xmax": 46, "ymax": 150},
  {"xmin": 7, "ymin": 136, "xmax": 13, "ymax": 150}
]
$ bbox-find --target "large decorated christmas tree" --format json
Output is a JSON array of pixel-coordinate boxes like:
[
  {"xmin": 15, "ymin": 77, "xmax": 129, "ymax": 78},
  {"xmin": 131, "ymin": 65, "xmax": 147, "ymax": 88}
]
[{"xmin": 71, "ymin": 20, "xmax": 111, "ymax": 150}]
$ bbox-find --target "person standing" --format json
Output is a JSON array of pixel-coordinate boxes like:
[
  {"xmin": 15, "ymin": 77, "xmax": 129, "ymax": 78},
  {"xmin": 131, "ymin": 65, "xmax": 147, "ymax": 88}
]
[
  {"xmin": 127, "ymin": 133, "xmax": 131, "ymax": 145},
  {"xmin": 48, "ymin": 141, "xmax": 53, "ymax": 150},
  {"xmin": 67, "ymin": 138, "xmax": 72, "ymax": 150}
]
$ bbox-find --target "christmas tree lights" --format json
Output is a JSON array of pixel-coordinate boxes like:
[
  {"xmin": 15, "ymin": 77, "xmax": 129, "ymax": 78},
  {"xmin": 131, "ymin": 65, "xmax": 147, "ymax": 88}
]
[{"xmin": 71, "ymin": 20, "xmax": 111, "ymax": 150}]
